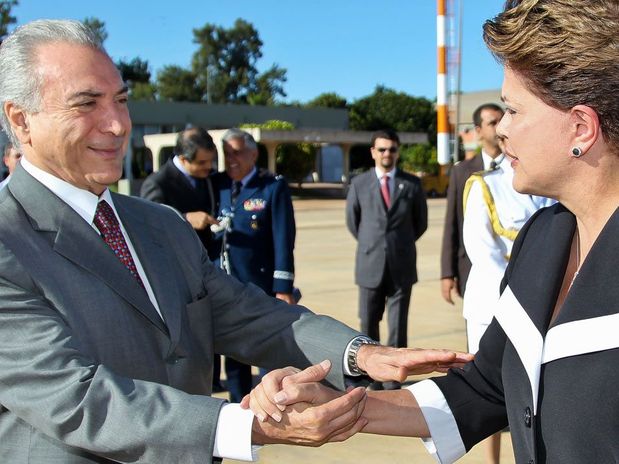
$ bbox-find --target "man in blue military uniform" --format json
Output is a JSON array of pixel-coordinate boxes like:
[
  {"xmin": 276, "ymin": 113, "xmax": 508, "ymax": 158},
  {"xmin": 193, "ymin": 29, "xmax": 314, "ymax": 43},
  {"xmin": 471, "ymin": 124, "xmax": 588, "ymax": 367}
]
[{"xmin": 212, "ymin": 128, "xmax": 296, "ymax": 402}]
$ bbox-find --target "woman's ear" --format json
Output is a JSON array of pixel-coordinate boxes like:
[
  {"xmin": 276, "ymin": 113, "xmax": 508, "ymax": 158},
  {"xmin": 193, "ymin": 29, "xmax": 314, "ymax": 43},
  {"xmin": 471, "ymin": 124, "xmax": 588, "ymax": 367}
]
[{"xmin": 570, "ymin": 104, "xmax": 600, "ymax": 155}]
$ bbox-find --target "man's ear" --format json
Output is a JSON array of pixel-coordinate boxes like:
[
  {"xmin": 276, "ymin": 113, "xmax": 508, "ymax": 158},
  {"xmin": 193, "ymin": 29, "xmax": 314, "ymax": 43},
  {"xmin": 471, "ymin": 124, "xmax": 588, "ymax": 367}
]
[{"xmin": 4, "ymin": 102, "xmax": 31, "ymax": 145}]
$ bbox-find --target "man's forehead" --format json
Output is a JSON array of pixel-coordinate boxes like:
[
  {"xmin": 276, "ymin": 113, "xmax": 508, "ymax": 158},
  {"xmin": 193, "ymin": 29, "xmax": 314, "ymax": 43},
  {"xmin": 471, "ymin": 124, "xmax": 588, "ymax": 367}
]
[
  {"xmin": 374, "ymin": 138, "xmax": 397, "ymax": 146},
  {"xmin": 481, "ymin": 109, "xmax": 503, "ymax": 123},
  {"xmin": 224, "ymin": 138, "xmax": 247, "ymax": 149},
  {"xmin": 35, "ymin": 42, "xmax": 123, "ymax": 94}
]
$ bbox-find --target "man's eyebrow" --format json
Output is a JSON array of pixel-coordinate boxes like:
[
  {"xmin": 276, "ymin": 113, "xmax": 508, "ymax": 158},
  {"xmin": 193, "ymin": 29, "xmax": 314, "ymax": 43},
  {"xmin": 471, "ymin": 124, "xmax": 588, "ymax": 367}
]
[{"xmin": 67, "ymin": 85, "xmax": 129, "ymax": 102}]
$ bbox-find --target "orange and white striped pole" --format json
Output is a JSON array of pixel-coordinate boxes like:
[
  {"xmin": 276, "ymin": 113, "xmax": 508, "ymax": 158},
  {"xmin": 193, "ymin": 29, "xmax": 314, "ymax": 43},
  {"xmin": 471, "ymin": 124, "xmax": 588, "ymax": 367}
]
[{"xmin": 437, "ymin": 0, "xmax": 451, "ymax": 164}]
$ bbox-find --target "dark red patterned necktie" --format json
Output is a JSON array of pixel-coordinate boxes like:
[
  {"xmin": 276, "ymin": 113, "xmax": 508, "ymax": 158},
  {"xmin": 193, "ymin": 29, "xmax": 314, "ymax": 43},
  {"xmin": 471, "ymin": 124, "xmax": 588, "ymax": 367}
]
[
  {"xmin": 93, "ymin": 200, "xmax": 145, "ymax": 288},
  {"xmin": 380, "ymin": 175, "xmax": 391, "ymax": 209}
]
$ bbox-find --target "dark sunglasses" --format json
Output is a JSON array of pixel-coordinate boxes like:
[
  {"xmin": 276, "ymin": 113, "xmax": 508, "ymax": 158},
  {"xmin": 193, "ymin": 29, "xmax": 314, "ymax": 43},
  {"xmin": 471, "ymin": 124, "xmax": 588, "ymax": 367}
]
[{"xmin": 376, "ymin": 147, "xmax": 398, "ymax": 153}]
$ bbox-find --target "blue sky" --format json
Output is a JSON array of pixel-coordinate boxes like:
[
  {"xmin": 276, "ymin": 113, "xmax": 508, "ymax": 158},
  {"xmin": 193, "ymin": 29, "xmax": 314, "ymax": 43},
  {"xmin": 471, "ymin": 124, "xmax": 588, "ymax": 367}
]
[{"xmin": 14, "ymin": 1, "xmax": 505, "ymax": 103}]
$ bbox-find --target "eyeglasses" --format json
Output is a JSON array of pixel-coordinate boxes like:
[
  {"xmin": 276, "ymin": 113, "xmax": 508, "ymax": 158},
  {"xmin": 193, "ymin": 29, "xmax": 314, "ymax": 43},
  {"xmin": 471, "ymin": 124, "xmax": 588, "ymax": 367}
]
[{"xmin": 375, "ymin": 147, "xmax": 398, "ymax": 154}]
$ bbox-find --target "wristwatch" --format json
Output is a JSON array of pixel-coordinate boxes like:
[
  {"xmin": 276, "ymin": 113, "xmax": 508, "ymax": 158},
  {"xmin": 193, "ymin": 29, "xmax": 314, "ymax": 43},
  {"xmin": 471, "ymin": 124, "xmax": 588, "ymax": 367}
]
[{"xmin": 347, "ymin": 336, "xmax": 379, "ymax": 376}]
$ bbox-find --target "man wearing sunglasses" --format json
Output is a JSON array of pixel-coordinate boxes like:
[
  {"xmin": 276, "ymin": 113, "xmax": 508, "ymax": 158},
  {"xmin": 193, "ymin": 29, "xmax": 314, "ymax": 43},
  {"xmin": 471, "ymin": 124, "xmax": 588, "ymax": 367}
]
[{"xmin": 346, "ymin": 129, "xmax": 428, "ymax": 390}]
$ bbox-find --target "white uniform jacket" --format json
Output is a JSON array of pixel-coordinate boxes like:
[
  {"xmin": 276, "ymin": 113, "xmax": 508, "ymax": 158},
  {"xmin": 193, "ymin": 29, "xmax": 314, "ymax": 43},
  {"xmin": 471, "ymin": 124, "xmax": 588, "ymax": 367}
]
[
  {"xmin": 462, "ymin": 162, "xmax": 553, "ymax": 323},
  {"xmin": 411, "ymin": 204, "xmax": 619, "ymax": 464}
]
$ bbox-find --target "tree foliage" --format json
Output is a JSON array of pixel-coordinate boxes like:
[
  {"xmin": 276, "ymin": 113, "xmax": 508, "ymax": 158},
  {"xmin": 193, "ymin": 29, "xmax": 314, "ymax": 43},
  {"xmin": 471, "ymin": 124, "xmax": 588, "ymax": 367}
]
[
  {"xmin": 0, "ymin": 0, "xmax": 17, "ymax": 42},
  {"xmin": 117, "ymin": 57, "xmax": 156, "ymax": 100},
  {"xmin": 156, "ymin": 65, "xmax": 203, "ymax": 102},
  {"xmin": 305, "ymin": 92, "xmax": 348, "ymax": 109},
  {"xmin": 117, "ymin": 57, "xmax": 151, "ymax": 85},
  {"xmin": 349, "ymin": 85, "xmax": 436, "ymax": 136},
  {"xmin": 240, "ymin": 120, "xmax": 316, "ymax": 185},
  {"xmin": 82, "ymin": 16, "xmax": 108, "ymax": 44},
  {"xmin": 399, "ymin": 143, "xmax": 439, "ymax": 175},
  {"xmin": 191, "ymin": 18, "xmax": 287, "ymax": 104}
]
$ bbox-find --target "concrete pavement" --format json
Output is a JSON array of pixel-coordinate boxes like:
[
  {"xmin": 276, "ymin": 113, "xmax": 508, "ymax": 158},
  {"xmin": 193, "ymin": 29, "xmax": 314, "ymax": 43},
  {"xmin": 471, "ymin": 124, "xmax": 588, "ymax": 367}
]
[{"xmin": 227, "ymin": 197, "xmax": 515, "ymax": 464}]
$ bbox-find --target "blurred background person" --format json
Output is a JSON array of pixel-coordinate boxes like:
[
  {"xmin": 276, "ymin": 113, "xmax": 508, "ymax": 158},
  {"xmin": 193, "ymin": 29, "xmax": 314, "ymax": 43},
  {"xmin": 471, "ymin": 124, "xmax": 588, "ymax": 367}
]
[
  {"xmin": 212, "ymin": 128, "xmax": 296, "ymax": 402},
  {"xmin": 140, "ymin": 127, "xmax": 224, "ymax": 392},
  {"xmin": 440, "ymin": 103, "xmax": 504, "ymax": 304},
  {"xmin": 345, "ymin": 129, "xmax": 427, "ymax": 390},
  {"xmin": 0, "ymin": 142, "xmax": 22, "ymax": 190}
]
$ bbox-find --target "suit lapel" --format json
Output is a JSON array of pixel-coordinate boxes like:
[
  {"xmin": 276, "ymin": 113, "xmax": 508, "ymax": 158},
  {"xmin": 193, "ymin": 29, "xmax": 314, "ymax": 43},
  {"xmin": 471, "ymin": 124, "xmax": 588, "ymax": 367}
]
[
  {"xmin": 389, "ymin": 170, "xmax": 407, "ymax": 211},
  {"xmin": 10, "ymin": 167, "xmax": 169, "ymax": 336},
  {"xmin": 493, "ymin": 205, "xmax": 612, "ymax": 412},
  {"xmin": 114, "ymin": 194, "xmax": 184, "ymax": 348}
]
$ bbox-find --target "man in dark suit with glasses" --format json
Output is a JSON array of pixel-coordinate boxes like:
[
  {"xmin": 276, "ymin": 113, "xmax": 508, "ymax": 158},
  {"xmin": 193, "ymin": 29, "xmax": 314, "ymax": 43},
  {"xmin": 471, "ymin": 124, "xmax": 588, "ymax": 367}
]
[{"xmin": 346, "ymin": 129, "xmax": 428, "ymax": 390}]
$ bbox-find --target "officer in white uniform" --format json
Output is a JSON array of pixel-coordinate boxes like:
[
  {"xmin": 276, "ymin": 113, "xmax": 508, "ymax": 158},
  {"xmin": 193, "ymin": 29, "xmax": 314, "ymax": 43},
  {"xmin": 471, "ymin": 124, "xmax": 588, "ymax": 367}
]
[{"xmin": 462, "ymin": 155, "xmax": 554, "ymax": 353}]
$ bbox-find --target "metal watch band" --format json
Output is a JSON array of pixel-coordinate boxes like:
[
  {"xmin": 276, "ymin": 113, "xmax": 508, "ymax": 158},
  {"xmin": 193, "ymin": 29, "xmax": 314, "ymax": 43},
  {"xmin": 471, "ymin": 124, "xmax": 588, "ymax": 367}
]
[{"xmin": 347, "ymin": 336, "xmax": 379, "ymax": 376}]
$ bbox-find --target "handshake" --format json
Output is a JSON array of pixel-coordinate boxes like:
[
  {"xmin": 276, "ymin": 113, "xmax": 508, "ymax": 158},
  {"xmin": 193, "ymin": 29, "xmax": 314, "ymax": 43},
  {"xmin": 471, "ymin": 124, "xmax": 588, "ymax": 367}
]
[{"xmin": 243, "ymin": 344, "xmax": 473, "ymax": 447}]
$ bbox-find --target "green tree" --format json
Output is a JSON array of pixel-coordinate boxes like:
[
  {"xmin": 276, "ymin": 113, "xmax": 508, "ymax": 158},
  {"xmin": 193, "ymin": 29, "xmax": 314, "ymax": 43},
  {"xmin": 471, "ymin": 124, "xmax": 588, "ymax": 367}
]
[
  {"xmin": 82, "ymin": 16, "xmax": 107, "ymax": 44},
  {"xmin": 305, "ymin": 92, "xmax": 347, "ymax": 109},
  {"xmin": 0, "ymin": 0, "xmax": 17, "ymax": 42},
  {"xmin": 240, "ymin": 120, "xmax": 316, "ymax": 185},
  {"xmin": 191, "ymin": 18, "xmax": 287, "ymax": 104},
  {"xmin": 349, "ymin": 86, "xmax": 436, "ymax": 139},
  {"xmin": 399, "ymin": 143, "xmax": 439, "ymax": 175},
  {"xmin": 130, "ymin": 81, "xmax": 157, "ymax": 101},
  {"xmin": 156, "ymin": 65, "xmax": 204, "ymax": 102},
  {"xmin": 247, "ymin": 64, "xmax": 287, "ymax": 106},
  {"xmin": 116, "ymin": 57, "xmax": 156, "ymax": 100},
  {"xmin": 117, "ymin": 57, "xmax": 150, "ymax": 85}
]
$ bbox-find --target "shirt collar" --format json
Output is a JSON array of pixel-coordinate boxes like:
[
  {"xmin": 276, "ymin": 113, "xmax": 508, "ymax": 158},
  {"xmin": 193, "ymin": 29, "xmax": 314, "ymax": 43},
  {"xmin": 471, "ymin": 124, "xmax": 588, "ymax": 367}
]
[
  {"xmin": 238, "ymin": 166, "xmax": 257, "ymax": 187},
  {"xmin": 374, "ymin": 167, "xmax": 396, "ymax": 180},
  {"xmin": 20, "ymin": 156, "xmax": 115, "ymax": 225},
  {"xmin": 481, "ymin": 150, "xmax": 505, "ymax": 170}
]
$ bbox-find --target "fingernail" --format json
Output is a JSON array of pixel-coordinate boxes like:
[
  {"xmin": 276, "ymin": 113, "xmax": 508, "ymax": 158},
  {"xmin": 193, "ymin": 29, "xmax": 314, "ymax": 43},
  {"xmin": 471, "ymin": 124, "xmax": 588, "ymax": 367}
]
[
  {"xmin": 274, "ymin": 391, "xmax": 287, "ymax": 403},
  {"xmin": 320, "ymin": 359, "xmax": 331, "ymax": 370},
  {"xmin": 272, "ymin": 412, "xmax": 282, "ymax": 423},
  {"xmin": 257, "ymin": 413, "xmax": 266, "ymax": 423}
]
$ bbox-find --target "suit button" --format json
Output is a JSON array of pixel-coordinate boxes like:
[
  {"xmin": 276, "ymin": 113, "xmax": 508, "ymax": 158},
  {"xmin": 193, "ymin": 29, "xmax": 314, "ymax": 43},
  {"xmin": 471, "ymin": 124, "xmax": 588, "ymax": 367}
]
[
  {"xmin": 225, "ymin": 244, "xmax": 230, "ymax": 250},
  {"xmin": 167, "ymin": 356, "xmax": 179, "ymax": 364},
  {"xmin": 524, "ymin": 407, "xmax": 532, "ymax": 427}
]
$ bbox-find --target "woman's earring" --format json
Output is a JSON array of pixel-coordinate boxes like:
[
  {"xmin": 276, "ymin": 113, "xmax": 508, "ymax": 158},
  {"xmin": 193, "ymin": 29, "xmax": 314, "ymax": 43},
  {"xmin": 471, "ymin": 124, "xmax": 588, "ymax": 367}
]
[{"xmin": 571, "ymin": 147, "xmax": 583, "ymax": 158}]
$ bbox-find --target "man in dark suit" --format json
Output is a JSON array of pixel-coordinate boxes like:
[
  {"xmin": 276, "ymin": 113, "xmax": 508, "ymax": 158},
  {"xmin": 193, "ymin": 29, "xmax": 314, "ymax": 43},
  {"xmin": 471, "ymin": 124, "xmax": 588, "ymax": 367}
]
[
  {"xmin": 140, "ymin": 127, "xmax": 224, "ymax": 393},
  {"xmin": 346, "ymin": 129, "xmax": 428, "ymax": 389},
  {"xmin": 140, "ymin": 127, "xmax": 219, "ymax": 259},
  {"xmin": 211, "ymin": 128, "xmax": 297, "ymax": 402},
  {"xmin": 440, "ymin": 103, "xmax": 504, "ymax": 304},
  {"xmin": 0, "ymin": 19, "xmax": 466, "ymax": 463}
]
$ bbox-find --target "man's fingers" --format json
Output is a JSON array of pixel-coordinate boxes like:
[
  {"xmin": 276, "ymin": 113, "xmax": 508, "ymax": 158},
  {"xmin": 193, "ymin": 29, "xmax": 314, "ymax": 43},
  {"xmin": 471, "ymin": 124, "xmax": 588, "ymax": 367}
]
[
  {"xmin": 278, "ymin": 360, "xmax": 331, "ymax": 403},
  {"xmin": 320, "ymin": 388, "xmax": 367, "ymax": 434},
  {"xmin": 328, "ymin": 416, "xmax": 369, "ymax": 443}
]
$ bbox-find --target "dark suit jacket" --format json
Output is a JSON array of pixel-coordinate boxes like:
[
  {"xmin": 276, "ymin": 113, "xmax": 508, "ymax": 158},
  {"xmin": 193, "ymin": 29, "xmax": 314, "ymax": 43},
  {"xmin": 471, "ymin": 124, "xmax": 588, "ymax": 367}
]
[
  {"xmin": 140, "ymin": 160, "xmax": 218, "ymax": 259},
  {"xmin": 0, "ymin": 165, "xmax": 361, "ymax": 463},
  {"xmin": 212, "ymin": 169, "xmax": 296, "ymax": 295},
  {"xmin": 346, "ymin": 169, "xmax": 428, "ymax": 289},
  {"xmin": 434, "ymin": 204, "xmax": 619, "ymax": 463},
  {"xmin": 440, "ymin": 155, "xmax": 483, "ymax": 294}
]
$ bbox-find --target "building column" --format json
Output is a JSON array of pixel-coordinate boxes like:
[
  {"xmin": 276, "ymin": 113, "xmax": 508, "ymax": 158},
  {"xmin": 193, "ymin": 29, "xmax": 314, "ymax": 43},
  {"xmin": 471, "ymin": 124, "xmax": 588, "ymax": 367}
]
[
  {"xmin": 341, "ymin": 143, "xmax": 352, "ymax": 183},
  {"xmin": 263, "ymin": 141, "xmax": 278, "ymax": 173}
]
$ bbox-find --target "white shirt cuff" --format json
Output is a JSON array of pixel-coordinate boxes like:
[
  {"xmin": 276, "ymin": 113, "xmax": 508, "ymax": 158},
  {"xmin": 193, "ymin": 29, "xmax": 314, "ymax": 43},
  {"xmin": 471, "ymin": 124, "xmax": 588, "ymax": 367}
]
[
  {"xmin": 213, "ymin": 403, "xmax": 260, "ymax": 461},
  {"xmin": 407, "ymin": 380, "xmax": 466, "ymax": 464}
]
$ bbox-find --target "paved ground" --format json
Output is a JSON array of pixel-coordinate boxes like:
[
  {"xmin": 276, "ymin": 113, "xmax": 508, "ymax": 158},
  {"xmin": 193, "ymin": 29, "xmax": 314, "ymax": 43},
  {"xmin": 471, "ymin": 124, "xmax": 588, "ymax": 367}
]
[{"xmin": 226, "ymin": 197, "xmax": 515, "ymax": 464}]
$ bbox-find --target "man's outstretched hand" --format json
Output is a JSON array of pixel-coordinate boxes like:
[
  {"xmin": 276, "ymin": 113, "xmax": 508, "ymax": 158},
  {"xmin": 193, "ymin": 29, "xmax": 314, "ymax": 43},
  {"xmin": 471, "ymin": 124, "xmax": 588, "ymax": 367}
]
[{"xmin": 357, "ymin": 345, "xmax": 473, "ymax": 382}]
